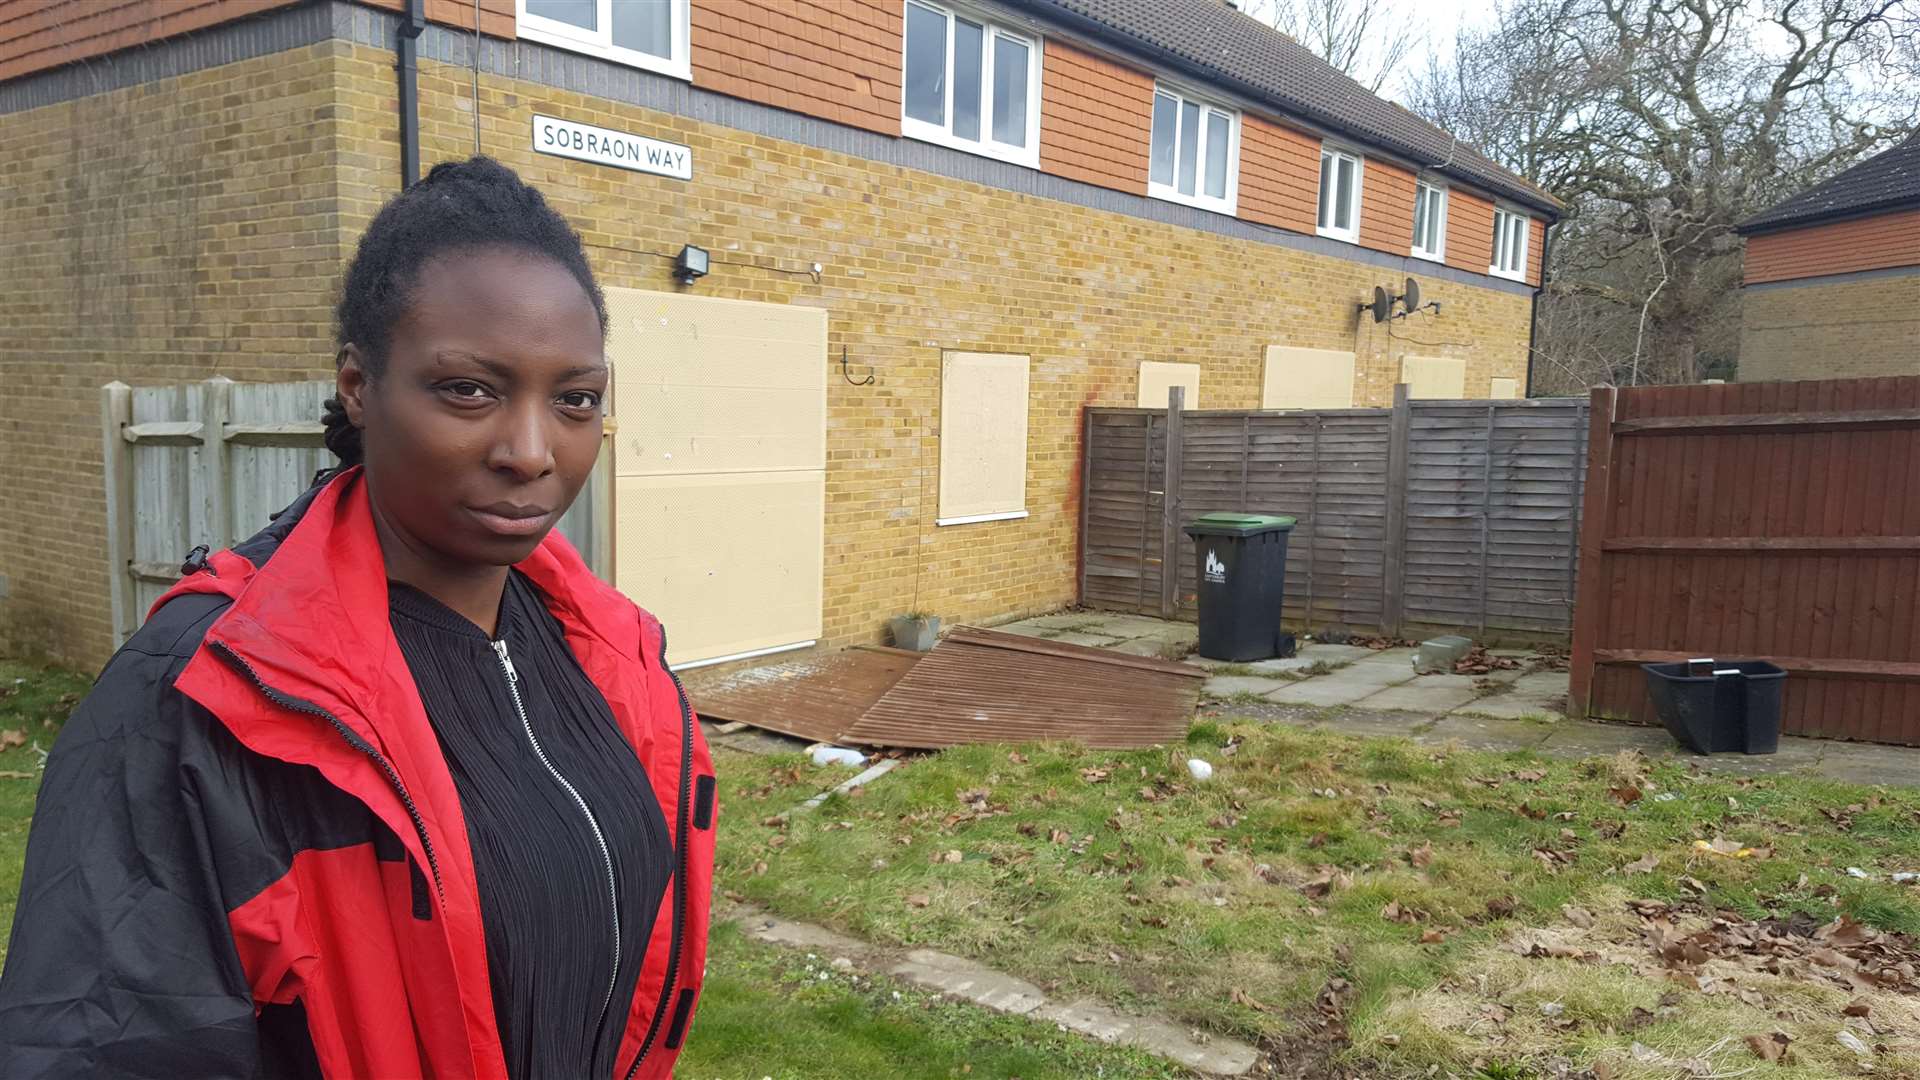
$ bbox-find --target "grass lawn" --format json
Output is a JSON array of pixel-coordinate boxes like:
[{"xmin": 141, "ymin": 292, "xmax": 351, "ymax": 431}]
[
  {"xmin": 0, "ymin": 661, "xmax": 1176, "ymax": 1079},
  {"xmin": 720, "ymin": 716, "xmax": 1920, "ymax": 1078}
]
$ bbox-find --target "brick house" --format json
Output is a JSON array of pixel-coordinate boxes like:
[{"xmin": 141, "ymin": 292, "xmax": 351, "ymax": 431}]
[
  {"xmin": 1736, "ymin": 133, "xmax": 1920, "ymax": 382},
  {"xmin": 0, "ymin": 0, "xmax": 1559, "ymax": 670}
]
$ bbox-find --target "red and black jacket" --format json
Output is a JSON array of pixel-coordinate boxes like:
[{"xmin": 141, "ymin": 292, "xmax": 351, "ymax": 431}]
[{"xmin": 0, "ymin": 469, "xmax": 716, "ymax": 1079}]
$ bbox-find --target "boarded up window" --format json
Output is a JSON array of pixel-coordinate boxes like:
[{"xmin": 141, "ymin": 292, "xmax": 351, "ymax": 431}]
[
  {"xmin": 1489, "ymin": 377, "xmax": 1520, "ymax": 399},
  {"xmin": 1261, "ymin": 346, "xmax": 1355, "ymax": 409},
  {"xmin": 1401, "ymin": 355, "xmax": 1466, "ymax": 399},
  {"xmin": 1137, "ymin": 361, "xmax": 1200, "ymax": 408},
  {"xmin": 939, "ymin": 352, "xmax": 1030, "ymax": 524},
  {"xmin": 606, "ymin": 289, "xmax": 827, "ymax": 667}
]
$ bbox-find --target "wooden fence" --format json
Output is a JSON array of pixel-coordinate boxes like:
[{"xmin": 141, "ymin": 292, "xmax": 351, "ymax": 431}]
[
  {"xmin": 1080, "ymin": 387, "xmax": 1591, "ymax": 640},
  {"xmin": 101, "ymin": 378, "xmax": 607, "ymax": 646},
  {"xmin": 1569, "ymin": 376, "xmax": 1920, "ymax": 744}
]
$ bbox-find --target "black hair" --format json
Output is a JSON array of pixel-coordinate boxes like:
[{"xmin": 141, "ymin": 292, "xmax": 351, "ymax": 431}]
[{"xmin": 321, "ymin": 156, "xmax": 607, "ymax": 467}]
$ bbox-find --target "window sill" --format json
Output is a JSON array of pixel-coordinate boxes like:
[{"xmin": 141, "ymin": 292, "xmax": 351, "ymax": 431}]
[
  {"xmin": 1489, "ymin": 267, "xmax": 1528, "ymax": 283},
  {"xmin": 1316, "ymin": 226, "xmax": 1360, "ymax": 244},
  {"xmin": 1411, "ymin": 248, "xmax": 1446, "ymax": 264},
  {"xmin": 936, "ymin": 510, "xmax": 1029, "ymax": 526},
  {"xmin": 903, "ymin": 119, "xmax": 1039, "ymax": 168},
  {"xmin": 518, "ymin": 22, "xmax": 692, "ymax": 82},
  {"xmin": 1148, "ymin": 185, "xmax": 1237, "ymax": 217}
]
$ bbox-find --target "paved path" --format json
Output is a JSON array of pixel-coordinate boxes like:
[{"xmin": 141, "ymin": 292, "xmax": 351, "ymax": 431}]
[{"xmin": 727, "ymin": 904, "xmax": 1262, "ymax": 1075}]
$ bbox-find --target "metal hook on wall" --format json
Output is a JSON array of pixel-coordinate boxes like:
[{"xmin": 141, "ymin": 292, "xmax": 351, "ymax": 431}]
[{"xmin": 841, "ymin": 346, "xmax": 875, "ymax": 386}]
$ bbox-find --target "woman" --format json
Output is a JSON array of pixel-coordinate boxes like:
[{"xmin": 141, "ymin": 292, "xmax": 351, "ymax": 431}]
[{"xmin": 0, "ymin": 157, "xmax": 716, "ymax": 1080}]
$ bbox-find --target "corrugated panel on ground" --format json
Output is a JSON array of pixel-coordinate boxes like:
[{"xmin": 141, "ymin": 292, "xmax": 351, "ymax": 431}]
[
  {"xmin": 689, "ymin": 647, "xmax": 920, "ymax": 743},
  {"xmin": 840, "ymin": 627, "xmax": 1204, "ymax": 749}
]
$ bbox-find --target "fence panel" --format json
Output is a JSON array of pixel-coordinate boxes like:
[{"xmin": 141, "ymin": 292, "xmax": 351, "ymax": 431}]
[
  {"xmin": 102, "ymin": 378, "xmax": 608, "ymax": 646},
  {"xmin": 1080, "ymin": 391, "xmax": 1588, "ymax": 642},
  {"xmin": 1569, "ymin": 376, "xmax": 1920, "ymax": 744}
]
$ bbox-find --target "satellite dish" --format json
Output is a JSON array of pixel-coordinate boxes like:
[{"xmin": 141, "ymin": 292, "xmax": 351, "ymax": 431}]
[
  {"xmin": 1401, "ymin": 277, "xmax": 1422, "ymax": 315},
  {"xmin": 1370, "ymin": 285, "xmax": 1392, "ymax": 323}
]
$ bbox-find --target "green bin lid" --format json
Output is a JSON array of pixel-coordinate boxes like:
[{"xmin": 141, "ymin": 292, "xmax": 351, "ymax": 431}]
[{"xmin": 1186, "ymin": 512, "xmax": 1296, "ymax": 536}]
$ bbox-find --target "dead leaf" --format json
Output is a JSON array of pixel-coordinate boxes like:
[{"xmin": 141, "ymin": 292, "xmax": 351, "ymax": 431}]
[
  {"xmin": 1562, "ymin": 904, "xmax": 1595, "ymax": 929},
  {"xmin": 1512, "ymin": 768, "xmax": 1546, "ymax": 782},
  {"xmin": 1844, "ymin": 999, "xmax": 1872, "ymax": 1018},
  {"xmin": 1306, "ymin": 832, "xmax": 1328, "ymax": 849},
  {"xmin": 942, "ymin": 849, "xmax": 963, "ymax": 863},
  {"xmin": 1229, "ymin": 987, "xmax": 1272, "ymax": 1013},
  {"xmin": 1744, "ymin": 1032, "xmax": 1791, "ymax": 1063},
  {"xmin": 1409, "ymin": 842, "xmax": 1434, "ymax": 869},
  {"xmin": 1419, "ymin": 928, "xmax": 1450, "ymax": 944},
  {"xmin": 906, "ymin": 893, "xmax": 930, "ymax": 908},
  {"xmin": 1609, "ymin": 784, "xmax": 1643, "ymax": 806},
  {"xmin": 1079, "ymin": 767, "xmax": 1110, "ymax": 784},
  {"xmin": 1007, "ymin": 752, "xmax": 1028, "ymax": 764},
  {"xmin": 0, "ymin": 729, "xmax": 25, "ymax": 751},
  {"xmin": 1518, "ymin": 802, "xmax": 1549, "ymax": 820},
  {"xmin": 1595, "ymin": 819, "xmax": 1628, "ymax": 839},
  {"xmin": 1623, "ymin": 853, "xmax": 1660, "ymax": 875}
]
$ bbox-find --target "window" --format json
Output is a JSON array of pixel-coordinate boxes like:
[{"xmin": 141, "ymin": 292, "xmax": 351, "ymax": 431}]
[
  {"xmin": 519, "ymin": 0, "xmax": 689, "ymax": 80},
  {"xmin": 1411, "ymin": 180, "xmax": 1447, "ymax": 261},
  {"xmin": 938, "ymin": 352, "xmax": 1030, "ymax": 525},
  {"xmin": 1491, "ymin": 206, "xmax": 1530, "ymax": 280},
  {"xmin": 902, "ymin": 1, "xmax": 1041, "ymax": 166},
  {"xmin": 1148, "ymin": 86, "xmax": 1237, "ymax": 213},
  {"xmin": 1316, "ymin": 146, "xmax": 1362, "ymax": 242}
]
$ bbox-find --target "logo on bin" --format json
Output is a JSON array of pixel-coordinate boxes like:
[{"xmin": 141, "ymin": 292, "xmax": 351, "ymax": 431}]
[{"xmin": 1204, "ymin": 550, "xmax": 1226, "ymax": 584}]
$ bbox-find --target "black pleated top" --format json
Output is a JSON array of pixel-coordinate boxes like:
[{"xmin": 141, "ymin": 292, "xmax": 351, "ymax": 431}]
[{"xmin": 389, "ymin": 571, "xmax": 672, "ymax": 1080}]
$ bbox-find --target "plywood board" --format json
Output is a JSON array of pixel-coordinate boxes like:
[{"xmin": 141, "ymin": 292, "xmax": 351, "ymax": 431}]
[
  {"xmin": 1261, "ymin": 346, "xmax": 1355, "ymax": 409},
  {"xmin": 939, "ymin": 352, "xmax": 1030, "ymax": 522},
  {"xmin": 1137, "ymin": 361, "xmax": 1200, "ymax": 409},
  {"xmin": 1401, "ymin": 355, "xmax": 1467, "ymax": 399},
  {"xmin": 615, "ymin": 471, "xmax": 824, "ymax": 667},
  {"xmin": 1489, "ymin": 377, "xmax": 1521, "ymax": 400},
  {"xmin": 604, "ymin": 289, "xmax": 827, "ymax": 477}
]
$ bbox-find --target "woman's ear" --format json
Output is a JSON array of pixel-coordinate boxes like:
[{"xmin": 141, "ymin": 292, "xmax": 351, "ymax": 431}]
[{"xmin": 336, "ymin": 346, "xmax": 369, "ymax": 428}]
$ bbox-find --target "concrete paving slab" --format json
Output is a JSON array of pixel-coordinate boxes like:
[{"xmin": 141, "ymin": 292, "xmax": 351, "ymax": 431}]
[
  {"xmin": 894, "ymin": 949, "xmax": 1051, "ymax": 1016},
  {"xmin": 1109, "ymin": 638, "xmax": 1189, "ymax": 660},
  {"xmin": 1007, "ymin": 612, "xmax": 1113, "ymax": 631},
  {"xmin": 1451, "ymin": 693, "xmax": 1569, "ymax": 721},
  {"xmin": 1809, "ymin": 740, "xmax": 1920, "ymax": 787},
  {"xmin": 1684, "ymin": 737, "xmax": 1824, "ymax": 778},
  {"xmin": 1076, "ymin": 615, "xmax": 1196, "ymax": 639},
  {"xmin": 1349, "ymin": 646, "xmax": 1419, "ymax": 667},
  {"xmin": 1204, "ymin": 675, "xmax": 1294, "ymax": 700},
  {"xmin": 1358, "ymin": 674, "xmax": 1482, "ymax": 713},
  {"xmin": 1317, "ymin": 708, "xmax": 1436, "ymax": 739},
  {"xmin": 1535, "ymin": 721, "xmax": 1679, "ymax": 760},
  {"xmin": 1036, "ymin": 997, "xmax": 1260, "ymax": 1075},
  {"xmin": 1415, "ymin": 714, "xmax": 1556, "ymax": 751},
  {"xmin": 1296, "ymin": 643, "xmax": 1374, "ymax": 664},
  {"xmin": 1510, "ymin": 671, "xmax": 1573, "ymax": 695},
  {"xmin": 1265, "ymin": 661, "xmax": 1416, "ymax": 707},
  {"xmin": 1045, "ymin": 631, "xmax": 1129, "ymax": 648}
]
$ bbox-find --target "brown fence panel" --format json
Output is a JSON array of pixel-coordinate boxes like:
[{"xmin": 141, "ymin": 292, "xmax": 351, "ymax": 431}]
[
  {"xmin": 1568, "ymin": 376, "xmax": 1920, "ymax": 744},
  {"xmin": 1081, "ymin": 394, "xmax": 1588, "ymax": 641}
]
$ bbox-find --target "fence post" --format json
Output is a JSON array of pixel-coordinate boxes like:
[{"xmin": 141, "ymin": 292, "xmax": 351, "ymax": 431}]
[
  {"xmin": 1568, "ymin": 385, "xmax": 1619, "ymax": 717},
  {"xmin": 1381, "ymin": 384, "xmax": 1411, "ymax": 638},
  {"xmin": 1478, "ymin": 403, "xmax": 1496, "ymax": 638},
  {"xmin": 203, "ymin": 377, "xmax": 233, "ymax": 549},
  {"xmin": 1159, "ymin": 385, "xmax": 1185, "ymax": 619},
  {"xmin": 100, "ymin": 382, "xmax": 136, "ymax": 648}
]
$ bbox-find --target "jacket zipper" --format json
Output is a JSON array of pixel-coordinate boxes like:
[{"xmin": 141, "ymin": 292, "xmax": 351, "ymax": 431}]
[
  {"xmin": 211, "ymin": 640, "xmax": 445, "ymax": 904},
  {"xmin": 490, "ymin": 638, "xmax": 623, "ymax": 1026},
  {"xmin": 621, "ymin": 628, "xmax": 695, "ymax": 1080}
]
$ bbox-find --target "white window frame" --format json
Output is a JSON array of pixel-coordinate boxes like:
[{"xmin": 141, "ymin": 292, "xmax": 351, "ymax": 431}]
[
  {"xmin": 1316, "ymin": 145, "xmax": 1364, "ymax": 243},
  {"xmin": 900, "ymin": 0, "xmax": 1043, "ymax": 168},
  {"xmin": 1411, "ymin": 178, "xmax": 1447, "ymax": 262},
  {"xmin": 518, "ymin": 0, "xmax": 692, "ymax": 82},
  {"xmin": 1490, "ymin": 204, "xmax": 1531, "ymax": 281},
  {"xmin": 1147, "ymin": 84, "xmax": 1239, "ymax": 215}
]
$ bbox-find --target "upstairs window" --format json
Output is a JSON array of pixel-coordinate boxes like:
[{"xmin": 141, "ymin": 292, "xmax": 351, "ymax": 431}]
[
  {"xmin": 1148, "ymin": 86, "xmax": 1237, "ymax": 214},
  {"xmin": 1491, "ymin": 206, "xmax": 1530, "ymax": 280},
  {"xmin": 902, "ymin": 1, "xmax": 1041, "ymax": 166},
  {"xmin": 519, "ymin": 0, "xmax": 689, "ymax": 80},
  {"xmin": 1411, "ymin": 180, "xmax": 1447, "ymax": 261},
  {"xmin": 1317, "ymin": 147, "xmax": 1362, "ymax": 242}
]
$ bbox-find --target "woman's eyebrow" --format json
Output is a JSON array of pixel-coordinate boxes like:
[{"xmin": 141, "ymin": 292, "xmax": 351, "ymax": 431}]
[{"xmin": 432, "ymin": 352, "xmax": 607, "ymax": 381}]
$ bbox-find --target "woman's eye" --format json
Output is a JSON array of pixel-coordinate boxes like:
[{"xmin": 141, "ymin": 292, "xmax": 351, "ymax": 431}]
[
  {"xmin": 445, "ymin": 381, "xmax": 492, "ymax": 400},
  {"xmin": 560, "ymin": 391, "xmax": 602, "ymax": 410}
]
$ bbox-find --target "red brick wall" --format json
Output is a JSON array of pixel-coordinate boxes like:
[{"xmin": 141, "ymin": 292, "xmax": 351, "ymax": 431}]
[
  {"xmin": 1038, "ymin": 38, "xmax": 1151, "ymax": 194},
  {"xmin": 1744, "ymin": 208, "xmax": 1920, "ymax": 284},
  {"xmin": 690, "ymin": 0, "xmax": 901, "ymax": 135},
  {"xmin": 1237, "ymin": 114, "xmax": 1318, "ymax": 234}
]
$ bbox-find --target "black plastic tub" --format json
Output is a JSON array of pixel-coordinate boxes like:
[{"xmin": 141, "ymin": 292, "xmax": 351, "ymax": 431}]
[{"xmin": 1642, "ymin": 661, "xmax": 1785, "ymax": 755}]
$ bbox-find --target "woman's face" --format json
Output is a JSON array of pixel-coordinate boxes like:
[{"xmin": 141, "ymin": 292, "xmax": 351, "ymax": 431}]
[{"xmin": 337, "ymin": 247, "xmax": 607, "ymax": 570}]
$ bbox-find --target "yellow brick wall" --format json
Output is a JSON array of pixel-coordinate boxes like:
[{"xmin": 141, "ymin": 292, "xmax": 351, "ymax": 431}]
[
  {"xmin": 1, "ymin": 40, "xmax": 1533, "ymax": 668},
  {"xmin": 1737, "ymin": 276, "xmax": 1920, "ymax": 382}
]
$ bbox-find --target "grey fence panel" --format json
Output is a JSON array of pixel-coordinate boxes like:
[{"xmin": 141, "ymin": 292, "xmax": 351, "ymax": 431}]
[
  {"xmin": 102, "ymin": 378, "xmax": 609, "ymax": 646},
  {"xmin": 1080, "ymin": 392, "xmax": 1590, "ymax": 642}
]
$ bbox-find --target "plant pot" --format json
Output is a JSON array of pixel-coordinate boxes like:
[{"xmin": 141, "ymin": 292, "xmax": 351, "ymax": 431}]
[{"xmin": 889, "ymin": 615, "xmax": 940, "ymax": 652}]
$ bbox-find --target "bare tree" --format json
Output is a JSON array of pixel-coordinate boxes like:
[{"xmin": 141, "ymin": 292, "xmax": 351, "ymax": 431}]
[
  {"xmin": 1411, "ymin": 0, "xmax": 1916, "ymax": 388},
  {"xmin": 1239, "ymin": 0, "xmax": 1418, "ymax": 94}
]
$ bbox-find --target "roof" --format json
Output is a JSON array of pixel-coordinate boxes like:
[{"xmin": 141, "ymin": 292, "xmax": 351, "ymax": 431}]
[
  {"xmin": 1016, "ymin": 0, "xmax": 1563, "ymax": 217},
  {"xmin": 1739, "ymin": 134, "xmax": 1920, "ymax": 234}
]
